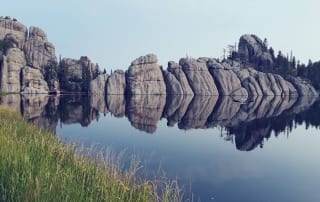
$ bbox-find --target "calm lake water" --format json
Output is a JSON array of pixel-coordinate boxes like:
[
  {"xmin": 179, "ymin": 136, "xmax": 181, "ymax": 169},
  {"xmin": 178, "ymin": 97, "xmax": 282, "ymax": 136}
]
[{"xmin": 1, "ymin": 94, "xmax": 320, "ymax": 202}]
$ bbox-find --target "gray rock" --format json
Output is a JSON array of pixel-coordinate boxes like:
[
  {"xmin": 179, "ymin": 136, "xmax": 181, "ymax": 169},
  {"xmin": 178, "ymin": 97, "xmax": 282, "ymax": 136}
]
[
  {"xmin": 21, "ymin": 66, "xmax": 49, "ymax": 94},
  {"xmin": 163, "ymin": 71, "xmax": 183, "ymax": 95},
  {"xmin": 267, "ymin": 73, "xmax": 282, "ymax": 95},
  {"xmin": 90, "ymin": 74, "xmax": 109, "ymax": 95},
  {"xmin": 106, "ymin": 70, "xmax": 126, "ymax": 95},
  {"xmin": 0, "ymin": 18, "xmax": 27, "ymax": 49},
  {"xmin": 126, "ymin": 54, "xmax": 166, "ymax": 95},
  {"xmin": 233, "ymin": 68, "xmax": 263, "ymax": 96},
  {"xmin": 208, "ymin": 60, "xmax": 248, "ymax": 99},
  {"xmin": 24, "ymin": 26, "xmax": 57, "ymax": 69},
  {"xmin": 287, "ymin": 76, "xmax": 318, "ymax": 96},
  {"xmin": 238, "ymin": 34, "xmax": 273, "ymax": 70},
  {"xmin": 255, "ymin": 73, "xmax": 274, "ymax": 96},
  {"xmin": 59, "ymin": 56, "xmax": 98, "ymax": 92},
  {"xmin": 131, "ymin": 53, "xmax": 157, "ymax": 65},
  {"xmin": 167, "ymin": 61, "xmax": 194, "ymax": 95},
  {"xmin": 179, "ymin": 58, "xmax": 218, "ymax": 95},
  {"xmin": 0, "ymin": 48, "xmax": 26, "ymax": 92}
]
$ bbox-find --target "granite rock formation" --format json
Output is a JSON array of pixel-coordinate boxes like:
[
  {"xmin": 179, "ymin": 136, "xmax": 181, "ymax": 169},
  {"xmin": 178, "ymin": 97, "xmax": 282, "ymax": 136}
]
[
  {"xmin": 238, "ymin": 34, "xmax": 273, "ymax": 71},
  {"xmin": 0, "ymin": 18, "xmax": 318, "ymax": 99},
  {"xmin": 0, "ymin": 17, "xmax": 27, "ymax": 49},
  {"xmin": 90, "ymin": 73, "xmax": 109, "ymax": 95},
  {"xmin": 126, "ymin": 54, "xmax": 166, "ymax": 95},
  {"xmin": 106, "ymin": 70, "xmax": 126, "ymax": 95},
  {"xmin": 167, "ymin": 61, "xmax": 194, "ymax": 95},
  {"xmin": 179, "ymin": 58, "xmax": 219, "ymax": 95},
  {"xmin": 24, "ymin": 26, "xmax": 57, "ymax": 69},
  {"xmin": 21, "ymin": 66, "xmax": 49, "ymax": 94},
  {"xmin": 59, "ymin": 56, "xmax": 99, "ymax": 92},
  {"xmin": 0, "ymin": 48, "xmax": 26, "ymax": 92}
]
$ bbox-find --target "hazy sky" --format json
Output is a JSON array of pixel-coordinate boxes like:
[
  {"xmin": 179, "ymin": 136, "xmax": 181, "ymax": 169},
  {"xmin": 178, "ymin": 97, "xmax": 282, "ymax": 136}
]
[{"xmin": 2, "ymin": 0, "xmax": 320, "ymax": 70}]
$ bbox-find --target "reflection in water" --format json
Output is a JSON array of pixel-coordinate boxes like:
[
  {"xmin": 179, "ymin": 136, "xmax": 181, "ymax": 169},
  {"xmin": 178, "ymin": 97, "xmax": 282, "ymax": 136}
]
[
  {"xmin": 0, "ymin": 94, "xmax": 318, "ymax": 151},
  {"xmin": 126, "ymin": 95, "xmax": 166, "ymax": 134}
]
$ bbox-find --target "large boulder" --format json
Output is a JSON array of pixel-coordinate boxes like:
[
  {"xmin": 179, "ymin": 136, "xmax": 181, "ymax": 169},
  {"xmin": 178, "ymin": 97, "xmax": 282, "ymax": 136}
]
[
  {"xmin": 238, "ymin": 34, "xmax": 273, "ymax": 71},
  {"xmin": 232, "ymin": 68, "xmax": 262, "ymax": 96},
  {"xmin": 89, "ymin": 73, "xmax": 109, "ymax": 95},
  {"xmin": 287, "ymin": 76, "xmax": 318, "ymax": 96},
  {"xmin": 21, "ymin": 66, "xmax": 49, "ymax": 94},
  {"xmin": 126, "ymin": 54, "xmax": 166, "ymax": 95},
  {"xmin": 0, "ymin": 18, "xmax": 27, "ymax": 49},
  {"xmin": 59, "ymin": 56, "xmax": 98, "ymax": 92},
  {"xmin": 106, "ymin": 70, "xmax": 126, "ymax": 94},
  {"xmin": 167, "ymin": 61, "xmax": 194, "ymax": 95},
  {"xmin": 0, "ymin": 48, "xmax": 26, "ymax": 92},
  {"xmin": 179, "ymin": 58, "xmax": 218, "ymax": 95},
  {"xmin": 24, "ymin": 26, "xmax": 57, "ymax": 69},
  {"xmin": 208, "ymin": 59, "xmax": 248, "ymax": 97},
  {"xmin": 163, "ymin": 70, "xmax": 183, "ymax": 95}
]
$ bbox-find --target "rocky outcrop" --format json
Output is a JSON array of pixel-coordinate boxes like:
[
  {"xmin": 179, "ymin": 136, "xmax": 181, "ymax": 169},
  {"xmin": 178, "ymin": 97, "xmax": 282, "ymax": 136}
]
[
  {"xmin": 24, "ymin": 27, "xmax": 57, "ymax": 69},
  {"xmin": 179, "ymin": 58, "xmax": 218, "ymax": 95},
  {"xmin": 167, "ymin": 61, "xmax": 194, "ymax": 95},
  {"xmin": 208, "ymin": 59, "xmax": 248, "ymax": 98},
  {"xmin": 0, "ymin": 18, "xmax": 319, "ymax": 98},
  {"xmin": 163, "ymin": 71, "xmax": 183, "ymax": 95},
  {"xmin": 106, "ymin": 70, "xmax": 126, "ymax": 94},
  {"xmin": 0, "ymin": 17, "xmax": 27, "ymax": 49},
  {"xmin": 59, "ymin": 56, "xmax": 99, "ymax": 92},
  {"xmin": 231, "ymin": 66, "xmax": 300, "ymax": 97},
  {"xmin": 287, "ymin": 76, "xmax": 319, "ymax": 96},
  {"xmin": 238, "ymin": 34, "xmax": 273, "ymax": 70},
  {"xmin": 0, "ymin": 48, "xmax": 26, "ymax": 92},
  {"xmin": 21, "ymin": 66, "xmax": 49, "ymax": 94},
  {"xmin": 90, "ymin": 73, "xmax": 109, "ymax": 95},
  {"xmin": 126, "ymin": 54, "xmax": 166, "ymax": 95}
]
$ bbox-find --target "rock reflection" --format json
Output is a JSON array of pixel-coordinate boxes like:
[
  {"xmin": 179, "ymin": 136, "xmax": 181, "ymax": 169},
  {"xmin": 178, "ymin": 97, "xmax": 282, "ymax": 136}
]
[
  {"xmin": 106, "ymin": 95, "xmax": 125, "ymax": 118},
  {"xmin": 178, "ymin": 96, "xmax": 218, "ymax": 129},
  {"xmin": 58, "ymin": 95, "xmax": 99, "ymax": 127},
  {"xmin": 0, "ymin": 93, "xmax": 318, "ymax": 151},
  {"xmin": 125, "ymin": 95, "xmax": 166, "ymax": 134}
]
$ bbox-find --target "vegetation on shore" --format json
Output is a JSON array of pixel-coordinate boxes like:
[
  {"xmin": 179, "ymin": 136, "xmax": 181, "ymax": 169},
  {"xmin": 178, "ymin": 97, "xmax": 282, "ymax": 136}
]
[
  {"xmin": 0, "ymin": 92, "xmax": 11, "ymax": 96},
  {"xmin": 0, "ymin": 106, "xmax": 183, "ymax": 201}
]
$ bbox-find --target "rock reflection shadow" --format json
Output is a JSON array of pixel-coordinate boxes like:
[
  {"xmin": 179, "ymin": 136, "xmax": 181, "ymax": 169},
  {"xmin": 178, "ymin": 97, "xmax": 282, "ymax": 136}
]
[{"xmin": 0, "ymin": 93, "xmax": 318, "ymax": 151}]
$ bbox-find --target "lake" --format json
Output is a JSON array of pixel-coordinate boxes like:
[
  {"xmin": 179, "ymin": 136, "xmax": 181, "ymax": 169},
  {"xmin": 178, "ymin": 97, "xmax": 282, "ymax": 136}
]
[{"xmin": 1, "ymin": 94, "xmax": 320, "ymax": 202}]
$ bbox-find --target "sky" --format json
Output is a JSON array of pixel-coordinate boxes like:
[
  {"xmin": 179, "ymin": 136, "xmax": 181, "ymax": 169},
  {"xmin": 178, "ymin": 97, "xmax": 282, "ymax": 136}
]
[{"xmin": 2, "ymin": 0, "xmax": 320, "ymax": 71}]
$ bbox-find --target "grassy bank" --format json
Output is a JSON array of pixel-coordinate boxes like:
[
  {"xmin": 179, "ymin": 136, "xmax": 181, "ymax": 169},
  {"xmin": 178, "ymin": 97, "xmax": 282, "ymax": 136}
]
[
  {"xmin": 0, "ymin": 107, "xmax": 182, "ymax": 201},
  {"xmin": 0, "ymin": 92, "xmax": 10, "ymax": 96}
]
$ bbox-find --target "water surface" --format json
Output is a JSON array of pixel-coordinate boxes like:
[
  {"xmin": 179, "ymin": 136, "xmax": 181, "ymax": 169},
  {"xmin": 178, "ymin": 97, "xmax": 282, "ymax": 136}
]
[{"xmin": 1, "ymin": 94, "xmax": 319, "ymax": 202}]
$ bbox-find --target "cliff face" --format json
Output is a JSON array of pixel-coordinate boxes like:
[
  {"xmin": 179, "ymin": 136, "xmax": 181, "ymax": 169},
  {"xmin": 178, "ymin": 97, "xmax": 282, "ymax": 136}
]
[
  {"xmin": 0, "ymin": 18, "xmax": 57, "ymax": 94},
  {"xmin": 0, "ymin": 17, "xmax": 318, "ymax": 99}
]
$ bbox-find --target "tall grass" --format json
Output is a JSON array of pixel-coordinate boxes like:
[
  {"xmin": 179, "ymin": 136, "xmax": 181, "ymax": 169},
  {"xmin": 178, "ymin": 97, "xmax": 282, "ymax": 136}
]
[{"xmin": 0, "ymin": 106, "xmax": 184, "ymax": 201}]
